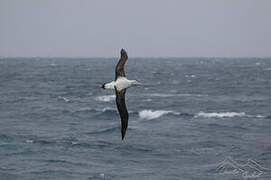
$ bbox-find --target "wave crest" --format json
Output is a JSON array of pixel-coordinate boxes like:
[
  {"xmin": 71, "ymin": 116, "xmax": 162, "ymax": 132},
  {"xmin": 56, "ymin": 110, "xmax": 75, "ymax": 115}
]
[
  {"xmin": 95, "ymin": 95, "xmax": 115, "ymax": 102},
  {"xmin": 195, "ymin": 111, "xmax": 246, "ymax": 118},
  {"xmin": 139, "ymin": 110, "xmax": 180, "ymax": 120}
]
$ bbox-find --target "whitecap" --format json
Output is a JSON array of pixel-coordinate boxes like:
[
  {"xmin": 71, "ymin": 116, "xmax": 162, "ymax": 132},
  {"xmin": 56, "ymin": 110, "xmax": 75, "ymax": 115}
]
[
  {"xmin": 102, "ymin": 107, "xmax": 115, "ymax": 112},
  {"xmin": 76, "ymin": 107, "xmax": 115, "ymax": 113},
  {"xmin": 95, "ymin": 95, "xmax": 115, "ymax": 102},
  {"xmin": 26, "ymin": 139, "xmax": 34, "ymax": 143},
  {"xmin": 71, "ymin": 141, "xmax": 79, "ymax": 145},
  {"xmin": 195, "ymin": 111, "xmax": 246, "ymax": 118},
  {"xmin": 255, "ymin": 114, "xmax": 265, "ymax": 118},
  {"xmin": 139, "ymin": 110, "xmax": 180, "ymax": 120},
  {"xmin": 58, "ymin": 96, "xmax": 71, "ymax": 102}
]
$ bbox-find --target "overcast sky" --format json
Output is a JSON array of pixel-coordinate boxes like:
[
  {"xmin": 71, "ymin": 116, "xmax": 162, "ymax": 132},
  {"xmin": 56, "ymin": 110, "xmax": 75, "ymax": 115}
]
[{"xmin": 0, "ymin": 0, "xmax": 270, "ymax": 57}]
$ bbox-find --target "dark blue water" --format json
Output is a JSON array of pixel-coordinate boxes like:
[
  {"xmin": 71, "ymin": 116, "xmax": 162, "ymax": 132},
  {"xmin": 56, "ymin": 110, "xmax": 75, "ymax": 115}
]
[{"xmin": 0, "ymin": 57, "xmax": 271, "ymax": 180}]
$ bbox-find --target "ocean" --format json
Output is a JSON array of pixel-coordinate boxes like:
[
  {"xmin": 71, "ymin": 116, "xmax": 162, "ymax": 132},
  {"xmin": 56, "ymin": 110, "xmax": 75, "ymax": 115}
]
[{"xmin": 0, "ymin": 57, "xmax": 271, "ymax": 180}]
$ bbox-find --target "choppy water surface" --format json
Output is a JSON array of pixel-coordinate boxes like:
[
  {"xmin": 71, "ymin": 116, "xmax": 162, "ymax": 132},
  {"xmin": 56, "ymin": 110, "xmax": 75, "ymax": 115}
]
[{"xmin": 0, "ymin": 57, "xmax": 271, "ymax": 180}]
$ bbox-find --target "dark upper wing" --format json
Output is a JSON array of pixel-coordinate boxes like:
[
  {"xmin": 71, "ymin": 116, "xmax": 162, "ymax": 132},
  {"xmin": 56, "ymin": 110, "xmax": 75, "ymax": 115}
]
[
  {"xmin": 114, "ymin": 87, "xmax": 128, "ymax": 140},
  {"xmin": 115, "ymin": 49, "xmax": 128, "ymax": 80}
]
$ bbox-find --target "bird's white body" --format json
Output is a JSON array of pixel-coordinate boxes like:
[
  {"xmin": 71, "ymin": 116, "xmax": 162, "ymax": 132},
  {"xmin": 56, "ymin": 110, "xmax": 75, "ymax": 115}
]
[{"xmin": 104, "ymin": 77, "xmax": 140, "ymax": 91}]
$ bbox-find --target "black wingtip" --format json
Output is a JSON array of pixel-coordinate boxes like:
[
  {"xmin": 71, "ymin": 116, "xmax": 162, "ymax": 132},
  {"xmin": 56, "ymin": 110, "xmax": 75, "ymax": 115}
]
[
  {"xmin": 121, "ymin": 129, "xmax": 126, "ymax": 140},
  {"xmin": 120, "ymin": 49, "xmax": 127, "ymax": 56}
]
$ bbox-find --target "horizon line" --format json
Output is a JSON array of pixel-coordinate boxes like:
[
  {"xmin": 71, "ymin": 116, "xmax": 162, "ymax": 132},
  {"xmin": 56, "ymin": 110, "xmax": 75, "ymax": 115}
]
[{"xmin": 1, "ymin": 56, "xmax": 270, "ymax": 59}]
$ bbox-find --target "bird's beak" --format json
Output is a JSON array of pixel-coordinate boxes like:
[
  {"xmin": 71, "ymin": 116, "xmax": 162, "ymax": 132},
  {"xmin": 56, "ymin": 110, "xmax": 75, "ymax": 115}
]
[{"xmin": 135, "ymin": 81, "xmax": 143, "ymax": 86}]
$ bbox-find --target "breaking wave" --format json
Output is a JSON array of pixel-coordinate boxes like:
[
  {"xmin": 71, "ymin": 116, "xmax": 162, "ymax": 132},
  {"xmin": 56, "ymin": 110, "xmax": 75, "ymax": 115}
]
[
  {"xmin": 139, "ymin": 110, "xmax": 180, "ymax": 120},
  {"xmin": 101, "ymin": 107, "xmax": 116, "ymax": 112},
  {"xmin": 75, "ymin": 107, "xmax": 118, "ymax": 115},
  {"xmin": 95, "ymin": 95, "xmax": 115, "ymax": 102},
  {"xmin": 195, "ymin": 111, "xmax": 246, "ymax": 118}
]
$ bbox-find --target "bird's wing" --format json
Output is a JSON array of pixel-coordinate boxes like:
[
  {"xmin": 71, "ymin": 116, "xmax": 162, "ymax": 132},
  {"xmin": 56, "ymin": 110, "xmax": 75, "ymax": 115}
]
[
  {"xmin": 115, "ymin": 49, "xmax": 128, "ymax": 80},
  {"xmin": 114, "ymin": 86, "xmax": 128, "ymax": 140}
]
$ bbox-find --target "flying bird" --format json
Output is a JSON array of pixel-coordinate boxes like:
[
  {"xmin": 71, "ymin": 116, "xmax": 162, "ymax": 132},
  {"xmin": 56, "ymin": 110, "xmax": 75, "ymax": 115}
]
[{"xmin": 101, "ymin": 49, "xmax": 141, "ymax": 140}]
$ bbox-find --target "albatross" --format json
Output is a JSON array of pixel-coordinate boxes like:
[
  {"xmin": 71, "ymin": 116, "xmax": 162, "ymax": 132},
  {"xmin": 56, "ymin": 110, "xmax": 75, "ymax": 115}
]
[{"xmin": 101, "ymin": 49, "xmax": 141, "ymax": 140}]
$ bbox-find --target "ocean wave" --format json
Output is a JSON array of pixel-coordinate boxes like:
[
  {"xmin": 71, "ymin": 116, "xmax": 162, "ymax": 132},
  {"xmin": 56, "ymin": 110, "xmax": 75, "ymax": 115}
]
[
  {"xmin": 26, "ymin": 139, "xmax": 34, "ymax": 143},
  {"xmin": 115, "ymin": 144, "xmax": 153, "ymax": 152},
  {"xmin": 148, "ymin": 93, "xmax": 175, "ymax": 97},
  {"xmin": 87, "ymin": 126, "xmax": 120, "ymax": 135},
  {"xmin": 95, "ymin": 95, "xmax": 115, "ymax": 102},
  {"xmin": 195, "ymin": 111, "xmax": 246, "ymax": 118},
  {"xmin": 0, "ymin": 134, "xmax": 13, "ymax": 142},
  {"xmin": 76, "ymin": 107, "xmax": 96, "ymax": 112},
  {"xmin": 57, "ymin": 96, "xmax": 71, "ymax": 102},
  {"xmin": 263, "ymin": 68, "xmax": 271, "ymax": 71},
  {"xmin": 76, "ymin": 107, "xmax": 116, "ymax": 113},
  {"xmin": 95, "ymin": 107, "xmax": 119, "ymax": 118},
  {"xmin": 101, "ymin": 107, "xmax": 116, "ymax": 112},
  {"xmin": 185, "ymin": 74, "xmax": 197, "ymax": 78},
  {"xmin": 255, "ymin": 114, "xmax": 265, "ymax": 118},
  {"xmin": 217, "ymin": 156, "xmax": 271, "ymax": 179},
  {"xmin": 139, "ymin": 110, "xmax": 180, "ymax": 120},
  {"xmin": 49, "ymin": 63, "xmax": 57, "ymax": 66},
  {"xmin": 147, "ymin": 93, "xmax": 207, "ymax": 97}
]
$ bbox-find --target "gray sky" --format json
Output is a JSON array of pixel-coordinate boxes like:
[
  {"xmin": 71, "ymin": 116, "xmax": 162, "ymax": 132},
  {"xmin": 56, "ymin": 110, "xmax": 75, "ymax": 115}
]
[{"xmin": 0, "ymin": 0, "xmax": 270, "ymax": 57}]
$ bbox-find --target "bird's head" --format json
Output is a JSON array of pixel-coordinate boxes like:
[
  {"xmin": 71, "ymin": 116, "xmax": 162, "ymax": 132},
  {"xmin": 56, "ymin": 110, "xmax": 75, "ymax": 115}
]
[{"xmin": 101, "ymin": 83, "xmax": 106, "ymax": 89}]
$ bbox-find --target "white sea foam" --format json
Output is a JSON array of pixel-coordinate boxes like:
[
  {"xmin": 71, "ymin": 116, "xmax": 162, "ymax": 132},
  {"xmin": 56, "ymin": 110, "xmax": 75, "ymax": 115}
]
[
  {"xmin": 58, "ymin": 96, "xmax": 71, "ymax": 102},
  {"xmin": 76, "ymin": 107, "xmax": 115, "ymax": 113},
  {"xmin": 95, "ymin": 95, "xmax": 115, "ymax": 102},
  {"xmin": 102, "ymin": 107, "xmax": 115, "ymax": 112},
  {"xmin": 62, "ymin": 97, "xmax": 70, "ymax": 102},
  {"xmin": 255, "ymin": 114, "xmax": 265, "ymax": 118},
  {"xmin": 139, "ymin": 110, "xmax": 179, "ymax": 120},
  {"xmin": 195, "ymin": 111, "xmax": 246, "ymax": 118},
  {"xmin": 71, "ymin": 141, "xmax": 79, "ymax": 145}
]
